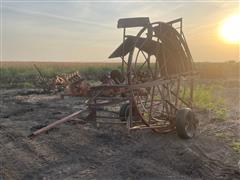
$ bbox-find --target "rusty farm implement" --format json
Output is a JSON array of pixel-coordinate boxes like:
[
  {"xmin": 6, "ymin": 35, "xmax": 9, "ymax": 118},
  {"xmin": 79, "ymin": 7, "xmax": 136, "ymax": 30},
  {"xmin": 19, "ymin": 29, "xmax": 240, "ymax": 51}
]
[{"xmin": 30, "ymin": 17, "xmax": 198, "ymax": 139}]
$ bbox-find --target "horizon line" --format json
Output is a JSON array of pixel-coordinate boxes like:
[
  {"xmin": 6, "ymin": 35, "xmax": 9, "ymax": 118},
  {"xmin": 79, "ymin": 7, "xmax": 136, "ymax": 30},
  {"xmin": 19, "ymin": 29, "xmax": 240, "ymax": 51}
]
[{"xmin": 1, "ymin": 60, "xmax": 239, "ymax": 63}]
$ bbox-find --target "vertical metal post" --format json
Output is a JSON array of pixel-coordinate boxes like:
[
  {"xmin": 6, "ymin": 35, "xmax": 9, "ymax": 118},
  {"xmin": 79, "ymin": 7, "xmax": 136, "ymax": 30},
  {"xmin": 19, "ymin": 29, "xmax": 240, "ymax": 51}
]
[
  {"xmin": 127, "ymin": 90, "xmax": 133, "ymax": 131},
  {"xmin": 190, "ymin": 78, "xmax": 194, "ymax": 108},
  {"xmin": 121, "ymin": 28, "xmax": 126, "ymax": 75},
  {"xmin": 175, "ymin": 78, "xmax": 181, "ymax": 108}
]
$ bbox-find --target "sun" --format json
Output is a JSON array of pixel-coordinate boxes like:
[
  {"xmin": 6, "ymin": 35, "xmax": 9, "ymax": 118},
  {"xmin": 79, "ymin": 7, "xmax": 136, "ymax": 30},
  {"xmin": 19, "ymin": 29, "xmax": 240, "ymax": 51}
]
[{"xmin": 220, "ymin": 14, "xmax": 240, "ymax": 44}]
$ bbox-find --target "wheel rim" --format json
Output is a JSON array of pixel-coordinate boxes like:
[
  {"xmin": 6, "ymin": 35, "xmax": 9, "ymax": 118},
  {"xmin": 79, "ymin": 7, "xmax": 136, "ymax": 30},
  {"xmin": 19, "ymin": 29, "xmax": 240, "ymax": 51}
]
[{"xmin": 184, "ymin": 112, "xmax": 196, "ymax": 137}]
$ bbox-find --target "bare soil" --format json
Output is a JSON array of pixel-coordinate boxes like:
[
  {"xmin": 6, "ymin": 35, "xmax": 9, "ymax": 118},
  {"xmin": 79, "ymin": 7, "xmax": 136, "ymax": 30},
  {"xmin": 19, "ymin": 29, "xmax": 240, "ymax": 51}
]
[{"xmin": 0, "ymin": 88, "xmax": 239, "ymax": 180}]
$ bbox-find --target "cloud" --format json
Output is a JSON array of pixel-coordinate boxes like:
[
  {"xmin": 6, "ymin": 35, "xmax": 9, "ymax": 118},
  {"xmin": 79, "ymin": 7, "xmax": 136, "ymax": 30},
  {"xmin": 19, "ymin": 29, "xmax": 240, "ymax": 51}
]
[{"xmin": 4, "ymin": 6, "xmax": 113, "ymax": 29}]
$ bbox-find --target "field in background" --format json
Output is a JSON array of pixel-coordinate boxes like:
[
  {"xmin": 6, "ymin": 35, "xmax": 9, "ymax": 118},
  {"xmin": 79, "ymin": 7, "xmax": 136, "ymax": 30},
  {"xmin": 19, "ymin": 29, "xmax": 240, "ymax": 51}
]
[
  {"xmin": 0, "ymin": 61, "xmax": 239, "ymax": 88},
  {"xmin": 0, "ymin": 61, "xmax": 121, "ymax": 88}
]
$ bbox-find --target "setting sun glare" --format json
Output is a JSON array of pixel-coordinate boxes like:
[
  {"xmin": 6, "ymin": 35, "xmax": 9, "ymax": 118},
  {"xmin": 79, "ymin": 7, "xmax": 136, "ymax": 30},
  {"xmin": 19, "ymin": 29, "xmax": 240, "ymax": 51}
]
[{"xmin": 220, "ymin": 14, "xmax": 240, "ymax": 44}]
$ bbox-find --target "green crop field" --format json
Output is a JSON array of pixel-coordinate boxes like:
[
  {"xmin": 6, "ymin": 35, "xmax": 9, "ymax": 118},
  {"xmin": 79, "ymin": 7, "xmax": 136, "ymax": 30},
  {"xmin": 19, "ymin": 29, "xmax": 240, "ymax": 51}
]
[
  {"xmin": 0, "ymin": 61, "xmax": 122, "ymax": 88},
  {"xmin": 0, "ymin": 61, "xmax": 239, "ymax": 88}
]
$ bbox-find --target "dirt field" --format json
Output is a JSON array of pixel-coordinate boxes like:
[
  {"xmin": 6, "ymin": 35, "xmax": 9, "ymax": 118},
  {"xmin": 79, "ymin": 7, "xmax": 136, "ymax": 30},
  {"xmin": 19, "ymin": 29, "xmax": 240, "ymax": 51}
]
[{"xmin": 0, "ymin": 86, "xmax": 240, "ymax": 180}]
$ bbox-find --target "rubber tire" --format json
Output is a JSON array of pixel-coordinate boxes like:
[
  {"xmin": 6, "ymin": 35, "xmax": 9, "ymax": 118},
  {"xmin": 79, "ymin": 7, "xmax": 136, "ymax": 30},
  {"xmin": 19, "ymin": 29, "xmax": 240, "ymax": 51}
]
[
  {"xmin": 176, "ymin": 108, "xmax": 197, "ymax": 139},
  {"xmin": 119, "ymin": 103, "xmax": 129, "ymax": 121}
]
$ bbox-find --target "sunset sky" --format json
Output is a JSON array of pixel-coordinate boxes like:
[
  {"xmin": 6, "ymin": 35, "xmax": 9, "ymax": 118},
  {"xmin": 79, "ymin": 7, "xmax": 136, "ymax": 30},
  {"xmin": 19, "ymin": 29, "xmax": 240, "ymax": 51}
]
[{"xmin": 1, "ymin": 0, "xmax": 239, "ymax": 62}]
